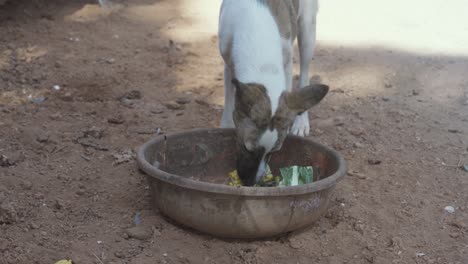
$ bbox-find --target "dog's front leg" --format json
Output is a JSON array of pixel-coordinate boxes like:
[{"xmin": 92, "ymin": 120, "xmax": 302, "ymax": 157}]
[
  {"xmin": 220, "ymin": 65, "xmax": 235, "ymax": 128},
  {"xmin": 292, "ymin": 0, "xmax": 318, "ymax": 136}
]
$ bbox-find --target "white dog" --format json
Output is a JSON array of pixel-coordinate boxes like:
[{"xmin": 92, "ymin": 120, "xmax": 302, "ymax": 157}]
[{"xmin": 218, "ymin": 0, "xmax": 329, "ymax": 186}]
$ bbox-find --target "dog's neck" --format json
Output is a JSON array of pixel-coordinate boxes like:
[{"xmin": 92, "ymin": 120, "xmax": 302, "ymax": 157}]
[{"xmin": 221, "ymin": 0, "xmax": 298, "ymax": 114}]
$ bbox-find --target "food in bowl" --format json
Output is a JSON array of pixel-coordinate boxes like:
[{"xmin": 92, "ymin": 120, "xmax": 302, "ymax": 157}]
[{"xmin": 228, "ymin": 164, "xmax": 315, "ymax": 187}]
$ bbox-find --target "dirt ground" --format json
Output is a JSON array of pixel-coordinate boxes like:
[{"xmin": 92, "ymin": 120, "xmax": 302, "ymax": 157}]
[{"xmin": 1, "ymin": 0, "xmax": 467, "ymax": 263}]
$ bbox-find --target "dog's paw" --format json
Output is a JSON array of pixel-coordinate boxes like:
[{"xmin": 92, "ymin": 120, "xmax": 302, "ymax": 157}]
[
  {"xmin": 220, "ymin": 118, "xmax": 235, "ymax": 128},
  {"xmin": 291, "ymin": 112, "xmax": 310, "ymax": 137}
]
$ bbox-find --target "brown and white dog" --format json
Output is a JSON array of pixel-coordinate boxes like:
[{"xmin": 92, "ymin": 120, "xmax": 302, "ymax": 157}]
[{"xmin": 218, "ymin": 0, "xmax": 329, "ymax": 186}]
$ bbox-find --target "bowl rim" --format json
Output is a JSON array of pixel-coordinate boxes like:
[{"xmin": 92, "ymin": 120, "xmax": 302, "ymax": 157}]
[{"xmin": 137, "ymin": 128, "xmax": 347, "ymax": 196}]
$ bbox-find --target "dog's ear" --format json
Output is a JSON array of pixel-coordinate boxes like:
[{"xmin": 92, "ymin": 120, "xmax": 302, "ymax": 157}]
[
  {"xmin": 284, "ymin": 84, "xmax": 329, "ymax": 114},
  {"xmin": 232, "ymin": 79, "xmax": 271, "ymax": 125},
  {"xmin": 232, "ymin": 79, "xmax": 258, "ymax": 114}
]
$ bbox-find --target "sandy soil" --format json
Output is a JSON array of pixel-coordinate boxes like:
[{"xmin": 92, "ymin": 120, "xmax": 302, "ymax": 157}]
[{"xmin": 0, "ymin": 0, "xmax": 467, "ymax": 263}]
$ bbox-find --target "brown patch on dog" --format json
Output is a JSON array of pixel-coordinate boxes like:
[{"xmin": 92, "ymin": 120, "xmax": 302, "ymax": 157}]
[
  {"xmin": 232, "ymin": 79, "xmax": 272, "ymax": 127},
  {"xmin": 232, "ymin": 79, "xmax": 272, "ymax": 149},
  {"xmin": 258, "ymin": 0, "xmax": 299, "ymax": 39},
  {"xmin": 257, "ymin": 0, "xmax": 299, "ymax": 71}
]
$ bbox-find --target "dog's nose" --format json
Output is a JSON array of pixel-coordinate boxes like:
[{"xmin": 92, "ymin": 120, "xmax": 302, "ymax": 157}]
[{"xmin": 236, "ymin": 146, "xmax": 265, "ymax": 186}]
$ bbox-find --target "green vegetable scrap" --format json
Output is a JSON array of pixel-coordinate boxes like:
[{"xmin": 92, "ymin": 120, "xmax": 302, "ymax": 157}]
[{"xmin": 279, "ymin": 166, "xmax": 314, "ymax": 186}]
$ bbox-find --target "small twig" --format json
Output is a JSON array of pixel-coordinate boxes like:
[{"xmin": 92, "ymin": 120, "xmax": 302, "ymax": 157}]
[
  {"xmin": 81, "ymin": 155, "xmax": 91, "ymax": 161},
  {"xmin": 52, "ymin": 145, "xmax": 67, "ymax": 154},
  {"xmin": 92, "ymin": 253, "xmax": 105, "ymax": 264},
  {"xmin": 441, "ymin": 163, "xmax": 461, "ymax": 168},
  {"xmin": 77, "ymin": 138, "xmax": 109, "ymax": 151}
]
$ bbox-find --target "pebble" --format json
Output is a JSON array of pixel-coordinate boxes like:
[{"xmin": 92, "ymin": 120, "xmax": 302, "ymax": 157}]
[
  {"xmin": 128, "ymin": 127, "xmax": 160, "ymax": 135},
  {"xmin": 448, "ymin": 129, "xmax": 462, "ymax": 134},
  {"xmin": 165, "ymin": 101, "xmax": 185, "ymax": 110},
  {"xmin": 384, "ymin": 80, "xmax": 392, "ymax": 88},
  {"xmin": 61, "ymin": 92, "xmax": 73, "ymax": 102},
  {"xmin": 195, "ymin": 98, "xmax": 210, "ymax": 106},
  {"xmin": 0, "ymin": 202, "xmax": 17, "ymax": 224},
  {"xmin": 36, "ymin": 133, "xmax": 50, "ymax": 143},
  {"xmin": 348, "ymin": 171, "xmax": 367, "ymax": 179},
  {"xmin": 119, "ymin": 98, "xmax": 135, "ymax": 108},
  {"xmin": 353, "ymin": 142, "xmax": 364, "ymax": 148},
  {"xmin": 316, "ymin": 116, "xmax": 345, "ymax": 128},
  {"xmin": 55, "ymin": 212, "xmax": 65, "ymax": 220},
  {"xmin": 368, "ymin": 159, "xmax": 382, "ymax": 165},
  {"xmin": 444, "ymin": 206, "xmax": 455, "ymax": 213},
  {"xmin": 34, "ymin": 192, "xmax": 44, "ymax": 199},
  {"xmin": 125, "ymin": 226, "xmax": 153, "ymax": 240},
  {"xmin": 153, "ymin": 229, "xmax": 162, "ymax": 237},
  {"xmin": 21, "ymin": 180, "xmax": 33, "ymax": 190},
  {"xmin": 133, "ymin": 212, "xmax": 142, "ymax": 225},
  {"xmin": 175, "ymin": 97, "xmax": 191, "ymax": 104},
  {"xmin": 389, "ymin": 237, "xmax": 402, "ymax": 249},
  {"xmin": 332, "ymin": 88, "xmax": 345, "ymax": 93},
  {"xmin": 121, "ymin": 90, "xmax": 141, "ymax": 100},
  {"xmin": 29, "ymin": 222, "xmax": 40, "ymax": 229},
  {"xmin": 448, "ymin": 220, "xmax": 466, "ymax": 229},
  {"xmin": 83, "ymin": 127, "xmax": 104, "ymax": 139},
  {"xmin": 30, "ymin": 95, "xmax": 46, "ymax": 104},
  {"xmin": 112, "ymin": 150, "xmax": 134, "ymax": 165},
  {"xmin": 333, "ymin": 143, "xmax": 344, "ymax": 151},
  {"xmin": 54, "ymin": 199, "xmax": 65, "ymax": 210},
  {"xmin": 49, "ymin": 113, "xmax": 62, "ymax": 120},
  {"xmin": 348, "ymin": 127, "xmax": 365, "ymax": 136},
  {"xmin": 151, "ymin": 108, "xmax": 165, "ymax": 114},
  {"xmin": 288, "ymin": 237, "xmax": 304, "ymax": 249},
  {"xmin": 0, "ymin": 155, "xmax": 12, "ymax": 167},
  {"xmin": 107, "ymin": 115, "xmax": 125, "ymax": 124},
  {"xmin": 57, "ymin": 174, "xmax": 71, "ymax": 181},
  {"xmin": 114, "ymin": 251, "xmax": 125, "ymax": 259}
]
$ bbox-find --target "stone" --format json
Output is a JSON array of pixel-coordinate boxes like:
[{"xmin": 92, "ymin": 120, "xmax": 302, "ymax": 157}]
[
  {"xmin": 125, "ymin": 226, "xmax": 153, "ymax": 240},
  {"xmin": 21, "ymin": 180, "xmax": 33, "ymax": 190},
  {"xmin": 175, "ymin": 97, "xmax": 191, "ymax": 104},
  {"xmin": 165, "ymin": 101, "xmax": 185, "ymax": 110}
]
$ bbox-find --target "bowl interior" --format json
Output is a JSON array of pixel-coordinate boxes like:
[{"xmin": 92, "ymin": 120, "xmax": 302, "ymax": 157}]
[{"xmin": 143, "ymin": 129, "xmax": 340, "ymax": 185}]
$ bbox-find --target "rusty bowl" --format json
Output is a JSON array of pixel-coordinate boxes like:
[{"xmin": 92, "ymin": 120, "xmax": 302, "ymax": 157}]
[{"xmin": 137, "ymin": 128, "xmax": 347, "ymax": 239}]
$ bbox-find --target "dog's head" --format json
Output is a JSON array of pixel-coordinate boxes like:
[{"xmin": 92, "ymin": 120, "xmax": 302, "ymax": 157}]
[{"xmin": 232, "ymin": 79, "xmax": 329, "ymax": 186}]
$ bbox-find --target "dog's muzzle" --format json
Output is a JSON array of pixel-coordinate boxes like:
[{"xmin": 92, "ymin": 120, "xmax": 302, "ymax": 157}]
[{"xmin": 236, "ymin": 145, "xmax": 266, "ymax": 186}]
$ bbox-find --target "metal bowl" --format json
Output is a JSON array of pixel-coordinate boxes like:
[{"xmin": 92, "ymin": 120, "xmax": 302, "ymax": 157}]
[{"xmin": 137, "ymin": 128, "xmax": 347, "ymax": 239}]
